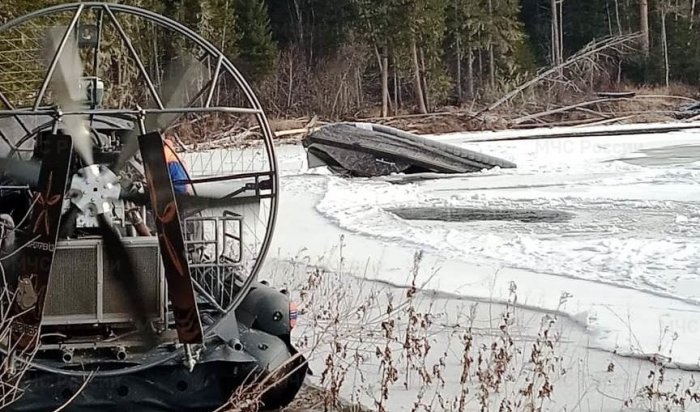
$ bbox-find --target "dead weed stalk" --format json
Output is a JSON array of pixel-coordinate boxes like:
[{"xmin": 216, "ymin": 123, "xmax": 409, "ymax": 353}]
[{"xmin": 266, "ymin": 244, "xmax": 574, "ymax": 412}]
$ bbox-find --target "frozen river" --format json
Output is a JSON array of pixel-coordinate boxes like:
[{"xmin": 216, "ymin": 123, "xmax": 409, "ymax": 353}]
[
  {"xmin": 264, "ymin": 125, "xmax": 700, "ymax": 369},
  {"xmin": 184, "ymin": 123, "xmax": 700, "ymax": 370},
  {"xmin": 312, "ymin": 132, "xmax": 700, "ymax": 300}
]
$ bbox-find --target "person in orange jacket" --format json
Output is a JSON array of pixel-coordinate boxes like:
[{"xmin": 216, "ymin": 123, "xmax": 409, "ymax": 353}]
[
  {"xmin": 163, "ymin": 137, "xmax": 203, "ymax": 251},
  {"xmin": 163, "ymin": 137, "xmax": 193, "ymax": 195}
]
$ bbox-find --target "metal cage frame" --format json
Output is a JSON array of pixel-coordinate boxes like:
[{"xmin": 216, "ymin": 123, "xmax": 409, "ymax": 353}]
[{"xmin": 0, "ymin": 2, "xmax": 280, "ymax": 377}]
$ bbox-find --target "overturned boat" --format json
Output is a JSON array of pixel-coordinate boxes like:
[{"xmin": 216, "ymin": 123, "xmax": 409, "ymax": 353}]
[{"xmin": 302, "ymin": 122, "xmax": 516, "ymax": 177}]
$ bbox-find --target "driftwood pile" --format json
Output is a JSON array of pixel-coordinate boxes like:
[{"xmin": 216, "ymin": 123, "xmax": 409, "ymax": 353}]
[
  {"xmin": 169, "ymin": 88, "xmax": 700, "ymax": 152},
  {"xmin": 168, "ymin": 32, "xmax": 700, "ymax": 149}
]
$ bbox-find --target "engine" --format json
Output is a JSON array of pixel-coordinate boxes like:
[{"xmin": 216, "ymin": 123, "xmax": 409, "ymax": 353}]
[{"xmin": 29, "ymin": 113, "xmax": 137, "ymax": 233}]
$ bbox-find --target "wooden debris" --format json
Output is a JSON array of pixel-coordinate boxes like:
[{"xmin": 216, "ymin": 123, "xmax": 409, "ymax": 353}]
[{"xmin": 596, "ymin": 91, "xmax": 636, "ymax": 98}]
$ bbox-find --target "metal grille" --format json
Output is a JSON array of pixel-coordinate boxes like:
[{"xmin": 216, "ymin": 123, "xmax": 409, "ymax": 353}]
[
  {"xmin": 102, "ymin": 239, "xmax": 163, "ymax": 321},
  {"xmin": 44, "ymin": 244, "xmax": 98, "ymax": 318},
  {"xmin": 42, "ymin": 238, "xmax": 165, "ymax": 326}
]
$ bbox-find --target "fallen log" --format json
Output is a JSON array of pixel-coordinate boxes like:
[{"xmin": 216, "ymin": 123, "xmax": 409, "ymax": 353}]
[
  {"xmin": 274, "ymin": 127, "xmax": 321, "ymax": 138},
  {"xmin": 596, "ymin": 91, "xmax": 636, "ymax": 98}
]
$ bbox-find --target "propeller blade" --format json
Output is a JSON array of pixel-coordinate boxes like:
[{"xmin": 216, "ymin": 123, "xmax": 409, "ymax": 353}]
[
  {"xmin": 149, "ymin": 54, "xmax": 205, "ymax": 132},
  {"xmin": 138, "ymin": 131, "xmax": 203, "ymax": 344},
  {"xmin": 7, "ymin": 134, "xmax": 73, "ymax": 352},
  {"xmin": 42, "ymin": 26, "xmax": 93, "ymax": 165},
  {"xmin": 112, "ymin": 55, "xmax": 206, "ymax": 173},
  {"xmin": 96, "ymin": 213, "xmax": 158, "ymax": 348},
  {"xmin": 0, "ymin": 157, "xmax": 41, "ymax": 188}
]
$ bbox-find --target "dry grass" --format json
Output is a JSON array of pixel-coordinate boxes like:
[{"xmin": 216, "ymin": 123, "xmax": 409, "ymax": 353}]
[
  {"xmin": 240, "ymin": 244, "xmax": 572, "ymax": 411},
  {"xmin": 261, "ymin": 83, "xmax": 698, "ymax": 139},
  {"xmin": 0, "ymin": 215, "xmax": 39, "ymax": 409},
  {"xmin": 220, "ymin": 239, "xmax": 700, "ymax": 412},
  {"xmin": 0, "ymin": 290, "xmax": 36, "ymax": 410}
]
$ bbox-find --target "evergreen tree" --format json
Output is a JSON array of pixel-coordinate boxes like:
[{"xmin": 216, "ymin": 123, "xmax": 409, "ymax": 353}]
[
  {"xmin": 464, "ymin": 0, "xmax": 533, "ymax": 93},
  {"xmin": 265, "ymin": 0, "xmax": 356, "ymax": 64},
  {"xmin": 200, "ymin": 0, "xmax": 239, "ymax": 58},
  {"xmin": 7, "ymin": 0, "xmax": 700, "ymax": 116},
  {"xmin": 234, "ymin": 0, "xmax": 278, "ymax": 81}
]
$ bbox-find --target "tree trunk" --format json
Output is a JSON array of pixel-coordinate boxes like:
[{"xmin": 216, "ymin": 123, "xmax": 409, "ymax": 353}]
[
  {"xmin": 419, "ymin": 47, "xmax": 430, "ymax": 111},
  {"xmin": 488, "ymin": 0, "xmax": 496, "ymax": 89},
  {"xmin": 489, "ymin": 44, "xmax": 495, "ymax": 89},
  {"xmin": 456, "ymin": 35, "xmax": 462, "ymax": 103},
  {"xmin": 550, "ymin": 0, "xmax": 564, "ymax": 66},
  {"xmin": 375, "ymin": 46, "xmax": 389, "ymax": 118},
  {"xmin": 640, "ymin": 0, "xmax": 650, "ymax": 57},
  {"xmin": 691, "ymin": 0, "xmax": 696, "ymax": 29},
  {"xmin": 411, "ymin": 39, "xmax": 428, "ymax": 114},
  {"xmin": 286, "ymin": 53, "xmax": 294, "ymax": 109},
  {"xmin": 356, "ymin": 66, "xmax": 363, "ymax": 108},
  {"xmin": 467, "ymin": 47, "xmax": 474, "ymax": 98},
  {"xmin": 396, "ymin": 69, "xmax": 403, "ymax": 109},
  {"xmin": 661, "ymin": 7, "xmax": 669, "ymax": 86},
  {"xmin": 478, "ymin": 49, "xmax": 483, "ymax": 76},
  {"xmin": 393, "ymin": 59, "xmax": 399, "ymax": 112},
  {"xmin": 381, "ymin": 47, "xmax": 389, "ymax": 117},
  {"xmin": 550, "ymin": 18, "xmax": 556, "ymax": 63},
  {"xmin": 558, "ymin": 1, "xmax": 564, "ymax": 62}
]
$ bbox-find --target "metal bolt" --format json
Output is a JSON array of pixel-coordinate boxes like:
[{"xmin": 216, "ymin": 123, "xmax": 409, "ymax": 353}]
[{"xmin": 273, "ymin": 311, "xmax": 283, "ymax": 321}]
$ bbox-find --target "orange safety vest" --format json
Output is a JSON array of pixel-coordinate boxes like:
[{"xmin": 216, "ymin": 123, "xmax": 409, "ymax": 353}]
[{"xmin": 163, "ymin": 138, "xmax": 192, "ymax": 194}]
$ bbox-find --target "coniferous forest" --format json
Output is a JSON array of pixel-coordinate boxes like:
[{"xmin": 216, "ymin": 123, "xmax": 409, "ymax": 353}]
[{"xmin": 1, "ymin": 1, "xmax": 698, "ymax": 122}]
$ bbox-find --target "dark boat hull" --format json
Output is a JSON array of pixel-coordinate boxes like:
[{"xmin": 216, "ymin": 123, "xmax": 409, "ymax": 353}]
[
  {"xmin": 302, "ymin": 123, "xmax": 516, "ymax": 177},
  {"xmin": 6, "ymin": 327, "xmax": 307, "ymax": 411},
  {"xmin": 11, "ymin": 362, "xmax": 251, "ymax": 412}
]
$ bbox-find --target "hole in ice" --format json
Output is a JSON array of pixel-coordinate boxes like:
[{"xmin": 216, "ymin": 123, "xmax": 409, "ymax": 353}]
[{"xmin": 387, "ymin": 207, "xmax": 573, "ymax": 223}]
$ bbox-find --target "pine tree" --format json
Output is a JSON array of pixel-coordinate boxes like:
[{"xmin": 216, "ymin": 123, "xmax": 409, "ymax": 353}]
[
  {"xmin": 234, "ymin": 0, "xmax": 278, "ymax": 81},
  {"xmin": 200, "ymin": 0, "xmax": 239, "ymax": 58},
  {"xmin": 470, "ymin": 0, "xmax": 531, "ymax": 93}
]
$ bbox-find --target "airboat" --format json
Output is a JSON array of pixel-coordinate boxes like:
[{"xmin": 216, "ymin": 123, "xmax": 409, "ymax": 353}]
[{"xmin": 0, "ymin": 3, "xmax": 305, "ymax": 411}]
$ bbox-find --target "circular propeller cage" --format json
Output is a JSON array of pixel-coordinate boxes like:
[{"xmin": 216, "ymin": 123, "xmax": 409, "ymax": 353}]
[{"xmin": 0, "ymin": 3, "xmax": 279, "ymax": 375}]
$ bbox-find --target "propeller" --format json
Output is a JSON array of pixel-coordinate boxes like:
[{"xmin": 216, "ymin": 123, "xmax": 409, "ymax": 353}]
[
  {"xmin": 112, "ymin": 54, "xmax": 206, "ymax": 174},
  {"xmin": 42, "ymin": 27, "xmax": 93, "ymax": 166},
  {"xmin": 41, "ymin": 26, "xmax": 158, "ymax": 345},
  {"xmin": 0, "ymin": 28, "xmax": 91, "ymax": 189}
]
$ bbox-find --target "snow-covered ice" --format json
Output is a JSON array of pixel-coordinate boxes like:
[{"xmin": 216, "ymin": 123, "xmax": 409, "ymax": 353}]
[{"xmin": 269, "ymin": 124, "xmax": 700, "ymax": 368}]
